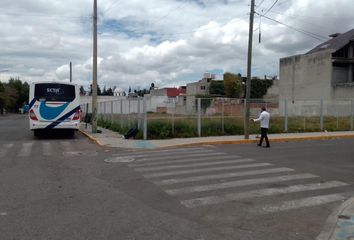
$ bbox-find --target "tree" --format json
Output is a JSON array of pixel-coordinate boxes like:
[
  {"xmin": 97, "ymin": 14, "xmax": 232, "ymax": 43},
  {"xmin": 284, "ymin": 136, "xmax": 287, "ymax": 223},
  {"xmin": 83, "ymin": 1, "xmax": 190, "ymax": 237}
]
[
  {"xmin": 0, "ymin": 82, "xmax": 5, "ymax": 114},
  {"xmin": 223, "ymin": 72, "xmax": 242, "ymax": 98},
  {"xmin": 250, "ymin": 78, "xmax": 273, "ymax": 99},
  {"xmin": 209, "ymin": 80, "xmax": 224, "ymax": 96},
  {"xmin": 6, "ymin": 78, "xmax": 29, "ymax": 112},
  {"xmin": 150, "ymin": 83, "xmax": 155, "ymax": 90},
  {"xmin": 89, "ymin": 84, "xmax": 101, "ymax": 95},
  {"xmin": 106, "ymin": 87, "xmax": 113, "ymax": 96},
  {"xmin": 3, "ymin": 85, "xmax": 18, "ymax": 112},
  {"xmin": 97, "ymin": 85, "xmax": 101, "ymax": 95}
]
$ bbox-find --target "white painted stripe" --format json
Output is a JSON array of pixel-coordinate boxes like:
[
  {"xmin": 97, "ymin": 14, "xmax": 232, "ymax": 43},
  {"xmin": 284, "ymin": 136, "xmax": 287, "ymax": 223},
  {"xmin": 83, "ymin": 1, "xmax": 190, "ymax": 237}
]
[
  {"xmin": 203, "ymin": 145, "xmax": 217, "ymax": 148},
  {"xmin": 42, "ymin": 142, "xmax": 52, "ymax": 156},
  {"xmin": 4, "ymin": 143, "xmax": 13, "ymax": 148},
  {"xmin": 0, "ymin": 143, "xmax": 14, "ymax": 158},
  {"xmin": 113, "ymin": 147, "xmax": 208, "ymax": 156},
  {"xmin": 144, "ymin": 163, "xmax": 272, "ymax": 178},
  {"xmin": 155, "ymin": 167, "xmax": 295, "ymax": 186},
  {"xmin": 165, "ymin": 173, "xmax": 318, "ymax": 196},
  {"xmin": 18, "ymin": 142, "xmax": 34, "ymax": 157},
  {"xmin": 252, "ymin": 194, "xmax": 346, "ymax": 214},
  {"xmin": 117, "ymin": 149, "xmax": 216, "ymax": 159},
  {"xmin": 129, "ymin": 155, "xmax": 239, "ymax": 167},
  {"xmin": 181, "ymin": 181, "xmax": 348, "ymax": 208},
  {"xmin": 135, "ymin": 159, "xmax": 255, "ymax": 172},
  {"xmin": 134, "ymin": 152, "xmax": 227, "ymax": 162}
]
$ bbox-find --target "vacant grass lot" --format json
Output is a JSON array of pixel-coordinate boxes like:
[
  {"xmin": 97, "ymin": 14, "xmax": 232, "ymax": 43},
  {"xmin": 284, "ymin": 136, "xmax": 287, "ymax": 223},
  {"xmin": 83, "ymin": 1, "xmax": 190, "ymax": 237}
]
[{"xmin": 96, "ymin": 113, "xmax": 353, "ymax": 139}]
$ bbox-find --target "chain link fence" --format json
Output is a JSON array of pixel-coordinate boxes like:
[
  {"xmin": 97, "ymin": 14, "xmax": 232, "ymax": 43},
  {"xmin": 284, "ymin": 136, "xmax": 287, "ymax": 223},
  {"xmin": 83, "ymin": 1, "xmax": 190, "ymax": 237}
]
[{"xmin": 80, "ymin": 96, "xmax": 354, "ymax": 140}]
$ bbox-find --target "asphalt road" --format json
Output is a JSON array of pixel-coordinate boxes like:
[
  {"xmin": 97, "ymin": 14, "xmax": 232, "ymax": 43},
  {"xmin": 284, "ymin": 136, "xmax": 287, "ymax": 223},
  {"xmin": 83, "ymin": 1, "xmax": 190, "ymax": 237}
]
[{"xmin": 1, "ymin": 114, "xmax": 353, "ymax": 240}]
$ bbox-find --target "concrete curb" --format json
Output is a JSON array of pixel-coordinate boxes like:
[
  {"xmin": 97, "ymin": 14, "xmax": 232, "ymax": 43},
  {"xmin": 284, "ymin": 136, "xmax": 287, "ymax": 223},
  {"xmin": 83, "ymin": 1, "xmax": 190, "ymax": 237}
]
[
  {"xmin": 79, "ymin": 129, "xmax": 103, "ymax": 146},
  {"xmin": 80, "ymin": 129, "xmax": 354, "ymax": 149},
  {"xmin": 317, "ymin": 197, "xmax": 354, "ymax": 240}
]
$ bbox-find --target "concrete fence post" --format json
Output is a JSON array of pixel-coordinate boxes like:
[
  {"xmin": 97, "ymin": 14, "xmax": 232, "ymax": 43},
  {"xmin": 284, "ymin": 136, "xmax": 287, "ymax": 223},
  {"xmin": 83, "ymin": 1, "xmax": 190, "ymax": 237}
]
[
  {"xmin": 320, "ymin": 99, "xmax": 324, "ymax": 131},
  {"xmin": 172, "ymin": 100, "xmax": 176, "ymax": 136},
  {"xmin": 137, "ymin": 97, "xmax": 141, "ymax": 129},
  {"xmin": 120, "ymin": 99, "xmax": 123, "ymax": 129},
  {"xmin": 284, "ymin": 99, "xmax": 288, "ymax": 132},
  {"xmin": 143, "ymin": 96, "xmax": 147, "ymax": 140},
  {"xmin": 197, "ymin": 98, "xmax": 201, "ymax": 137},
  {"xmin": 350, "ymin": 99, "xmax": 354, "ymax": 131},
  {"xmin": 99, "ymin": 102, "xmax": 101, "ymax": 119},
  {"xmin": 104, "ymin": 101, "xmax": 107, "ymax": 119},
  {"xmin": 222, "ymin": 101, "xmax": 225, "ymax": 133},
  {"xmin": 110, "ymin": 101, "xmax": 114, "ymax": 122}
]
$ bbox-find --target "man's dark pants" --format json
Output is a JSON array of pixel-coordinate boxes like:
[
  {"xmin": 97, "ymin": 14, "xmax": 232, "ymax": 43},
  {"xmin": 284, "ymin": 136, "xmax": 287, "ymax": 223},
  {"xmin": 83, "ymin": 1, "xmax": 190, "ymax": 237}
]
[{"xmin": 259, "ymin": 127, "xmax": 270, "ymax": 147}]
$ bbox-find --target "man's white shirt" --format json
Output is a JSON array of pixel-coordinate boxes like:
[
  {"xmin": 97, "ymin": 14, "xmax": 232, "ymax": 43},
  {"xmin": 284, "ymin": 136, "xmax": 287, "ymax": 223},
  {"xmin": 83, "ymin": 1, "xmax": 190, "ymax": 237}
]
[{"xmin": 253, "ymin": 111, "xmax": 270, "ymax": 128}]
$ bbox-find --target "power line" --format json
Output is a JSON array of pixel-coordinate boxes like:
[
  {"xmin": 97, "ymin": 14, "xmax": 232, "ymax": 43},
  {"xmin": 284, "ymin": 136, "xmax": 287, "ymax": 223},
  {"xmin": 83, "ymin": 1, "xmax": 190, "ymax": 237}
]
[
  {"xmin": 103, "ymin": 0, "xmax": 123, "ymax": 15},
  {"xmin": 257, "ymin": 9, "xmax": 337, "ymax": 32},
  {"xmin": 256, "ymin": 0, "xmax": 266, "ymax": 9},
  {"xmin": 148, "ymin": 1, "xmax": 187, "ymax": 26},
  {"xmin": 103, "ymin": 1, "xmax": 188, "ymax": 35},
  {"xmin": 256, "ymin": 12, "xmax": 329, "ymax": 41},
  {"xmin": 103, "ymin": 16, "xmax": 247, "ymax": 38},
  {"xmin": 261, "ymin": 0, "xmax": 279, "ymax": 16}
]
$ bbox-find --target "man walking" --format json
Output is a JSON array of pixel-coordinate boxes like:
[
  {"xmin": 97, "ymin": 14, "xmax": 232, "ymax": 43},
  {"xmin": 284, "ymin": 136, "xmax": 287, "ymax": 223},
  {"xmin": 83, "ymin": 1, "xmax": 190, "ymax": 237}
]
[{"xmin": 253, "ymin": 106, "xmax": 270, "ymax": 148}]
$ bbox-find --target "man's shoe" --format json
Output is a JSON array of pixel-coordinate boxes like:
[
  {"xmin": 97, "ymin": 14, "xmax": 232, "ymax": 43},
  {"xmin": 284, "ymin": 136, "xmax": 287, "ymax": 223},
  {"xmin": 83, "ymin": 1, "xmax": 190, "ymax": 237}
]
[{"xmin": 257, "ymin": 144, "xmax": 262, "ymax": 147}]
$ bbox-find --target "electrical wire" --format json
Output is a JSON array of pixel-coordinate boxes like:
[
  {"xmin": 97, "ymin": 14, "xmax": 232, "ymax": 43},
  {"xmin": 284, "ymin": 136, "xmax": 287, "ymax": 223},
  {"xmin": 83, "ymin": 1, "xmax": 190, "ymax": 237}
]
[
  {"xmin": 261, "ymin": 0, "xmax": 279, "ymax": 16},
  {"xmin": 105, "ymin": 1, "xmax": 188, "ymax": 35},
  {"xmin": 256, "ymin": 0, "xmax": 266, "ymax": 9},
  {"xmin": 103, "ymin": 0, "xmax": 123, "ymax": 16},
  {"xmin": 103, "ymin": 16, "xmax": 247, "ymax": 38},
  {"xmin": 149, "ymin": 1, "xmax": 188, "ymax": 25},
  {"xmin": 257, "ymin": 9, "xmax": 337, "ymax": 32},
  {"xmin": 256, "ymin": 12, "xmax": 329, "ymax": 41}
]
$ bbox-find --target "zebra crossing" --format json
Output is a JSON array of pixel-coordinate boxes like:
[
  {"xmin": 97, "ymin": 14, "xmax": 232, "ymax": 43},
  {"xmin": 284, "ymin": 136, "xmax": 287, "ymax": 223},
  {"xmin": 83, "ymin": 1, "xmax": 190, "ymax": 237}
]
[
  {"xmin": 117, "ymin": 146, "xmax": 352, "ymax": 215},
  {"xmin": 0, "ymin": 140, "xmax": 94, "ymax": 158}
]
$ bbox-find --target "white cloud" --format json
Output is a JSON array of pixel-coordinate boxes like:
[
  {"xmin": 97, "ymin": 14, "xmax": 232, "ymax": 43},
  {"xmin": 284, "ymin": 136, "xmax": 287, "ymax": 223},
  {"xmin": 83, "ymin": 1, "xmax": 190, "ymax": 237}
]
[{"xmin": 1, "ymin": 0, "xmax": 353, "ymax": 90}]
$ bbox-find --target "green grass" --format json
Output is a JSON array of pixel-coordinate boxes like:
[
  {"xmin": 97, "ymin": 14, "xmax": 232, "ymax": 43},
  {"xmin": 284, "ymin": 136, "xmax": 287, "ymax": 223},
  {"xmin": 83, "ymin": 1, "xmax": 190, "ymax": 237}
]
[{"xmin": 96, "ymin": 115, "xmax": 353, "ymax": 140}]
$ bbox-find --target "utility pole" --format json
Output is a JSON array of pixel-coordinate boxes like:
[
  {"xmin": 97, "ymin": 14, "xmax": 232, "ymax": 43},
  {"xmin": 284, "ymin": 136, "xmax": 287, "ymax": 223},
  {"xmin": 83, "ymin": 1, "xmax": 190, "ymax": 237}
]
[
  {"xmin": 92, "ymin": 0, "xmax": 98, "ymax": 133},
  {"xmin": 69, "ymin": 62, "xmax": 72, "ymax": 82},
  {"xmin": 244, "ymin": 0, "xmax": 255, "ymax": 139}
]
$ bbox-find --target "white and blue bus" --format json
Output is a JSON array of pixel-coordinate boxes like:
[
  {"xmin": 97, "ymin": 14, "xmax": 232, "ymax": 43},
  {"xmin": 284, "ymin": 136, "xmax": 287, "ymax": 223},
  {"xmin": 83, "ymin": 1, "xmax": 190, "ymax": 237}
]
[{"xmin": 28, "ymin": 81, "xmax": 81, "ymax": 136}]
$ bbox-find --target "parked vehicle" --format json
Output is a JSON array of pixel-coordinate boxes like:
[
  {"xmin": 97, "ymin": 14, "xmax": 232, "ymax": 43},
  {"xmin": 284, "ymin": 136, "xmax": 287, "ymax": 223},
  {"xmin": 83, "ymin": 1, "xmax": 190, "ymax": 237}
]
[{"xmin": 28, "ymin": 81, "xmax": 81, "ymax": 136}]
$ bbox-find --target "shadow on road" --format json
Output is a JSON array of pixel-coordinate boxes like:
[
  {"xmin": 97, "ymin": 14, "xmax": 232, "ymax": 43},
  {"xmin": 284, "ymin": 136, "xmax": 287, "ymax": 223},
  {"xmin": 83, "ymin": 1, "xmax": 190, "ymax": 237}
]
[{"xmin": 33, "ymin": 130, "xmax": 78, "ymax": 140}]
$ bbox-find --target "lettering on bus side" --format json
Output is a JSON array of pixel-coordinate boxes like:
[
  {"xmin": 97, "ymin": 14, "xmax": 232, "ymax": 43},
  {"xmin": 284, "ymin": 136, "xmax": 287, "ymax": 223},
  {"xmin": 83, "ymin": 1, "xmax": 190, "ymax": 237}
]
[{"xmin": 46, "ymin": 88, "xmax": 64, "ymax": 95}]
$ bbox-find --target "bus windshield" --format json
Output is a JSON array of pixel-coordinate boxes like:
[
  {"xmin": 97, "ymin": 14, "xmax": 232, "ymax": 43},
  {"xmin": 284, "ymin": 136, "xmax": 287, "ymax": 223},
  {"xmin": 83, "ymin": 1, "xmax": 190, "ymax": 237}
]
[{"xmin": 34, "ymin": 83, "xmax": 75, "ymax": 102}]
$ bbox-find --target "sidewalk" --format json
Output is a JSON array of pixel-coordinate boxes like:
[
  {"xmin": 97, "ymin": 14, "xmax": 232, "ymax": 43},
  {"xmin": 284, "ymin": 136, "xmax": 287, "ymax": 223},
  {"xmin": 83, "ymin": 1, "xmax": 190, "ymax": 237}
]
[
  {"xmin": 79, "ymin": 123, "xmax": 354, "ymax": 239},
  {"xmin": 317, "ymin": 198, "xmax": 354, "ymax": 240},
  {"xmin": 79, "ymin": 123, "xmax": 354, "ymax": 149}
]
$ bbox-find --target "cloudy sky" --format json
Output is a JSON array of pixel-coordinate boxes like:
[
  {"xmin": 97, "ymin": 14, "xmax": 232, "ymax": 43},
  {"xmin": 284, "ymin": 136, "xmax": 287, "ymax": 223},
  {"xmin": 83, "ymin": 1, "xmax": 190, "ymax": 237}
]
[{"xmin": 0, "ymin": 0, "xmax": 353, "ymax": 91}]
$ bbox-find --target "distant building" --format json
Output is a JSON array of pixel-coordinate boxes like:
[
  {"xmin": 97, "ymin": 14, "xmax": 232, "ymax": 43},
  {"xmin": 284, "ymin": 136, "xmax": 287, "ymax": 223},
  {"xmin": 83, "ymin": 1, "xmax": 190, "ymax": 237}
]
[
  {"xmin": 150, "ymin": 87, "xmax": 186, "ymax": 98},
  {"xmin": 185, "ymin": 72, "xmax": 216, "ymax": 113},
  {"xmin": 113, "ymin": 87, "xmax": 125, "ymax": 97},
  {"xmin": 186, "ymin": 72, "xmax": 216, "ymax": 96}
]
